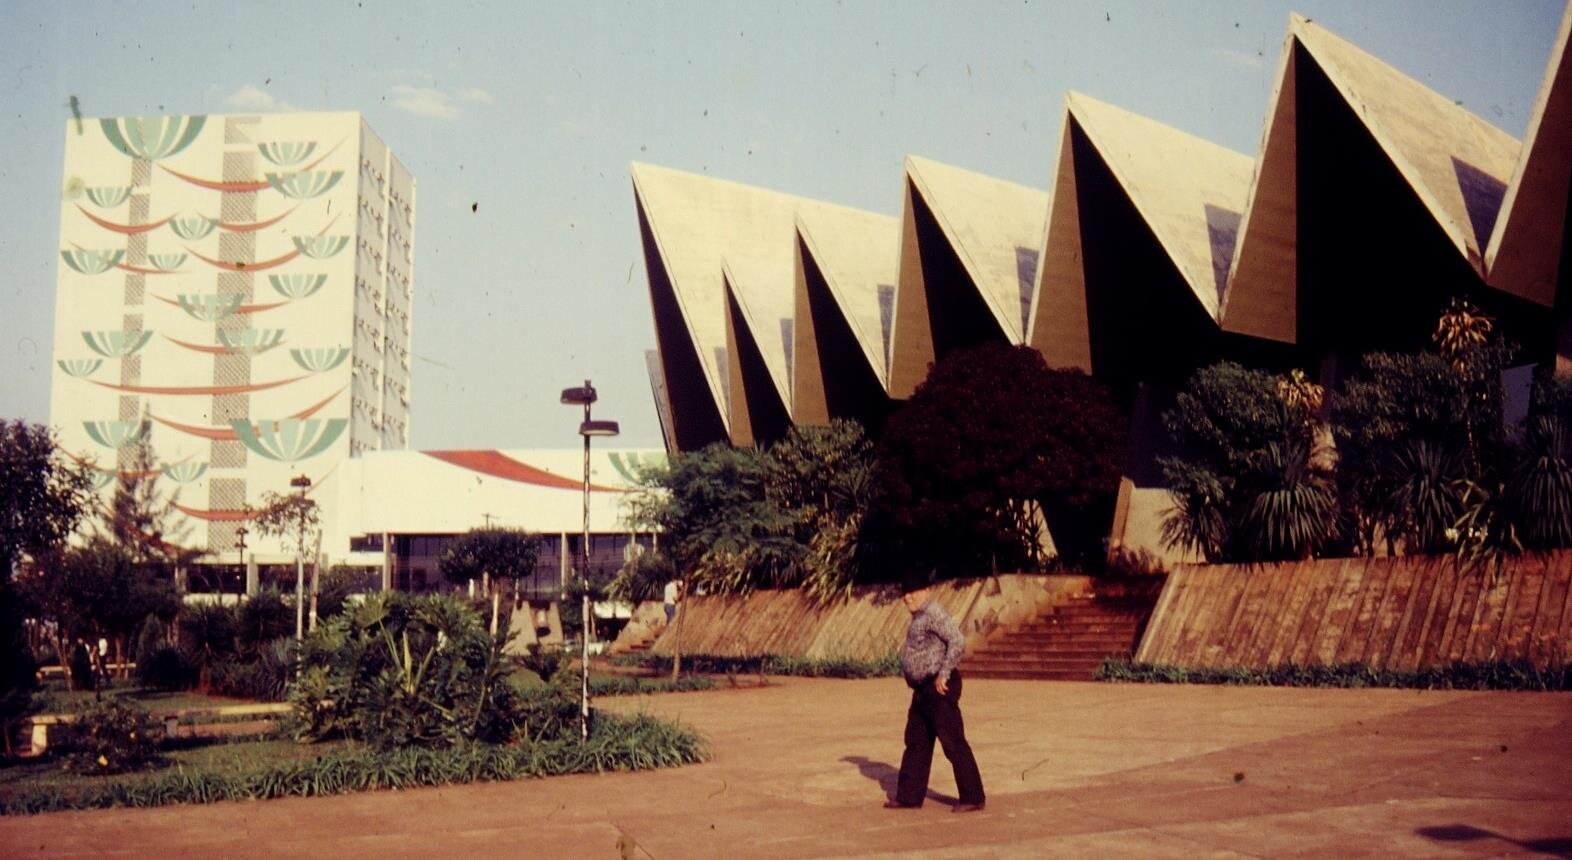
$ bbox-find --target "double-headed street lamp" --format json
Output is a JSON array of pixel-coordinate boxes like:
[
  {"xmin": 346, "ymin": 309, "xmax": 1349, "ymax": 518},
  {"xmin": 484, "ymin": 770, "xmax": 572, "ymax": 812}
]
[
  {"xmin": 290, "ymin": 474, "xmax": 312, "ymax": 641},
  {"xmin": 234, "ymin": 525, "xmax": 248, "ymax": 599},
  {"xmin": 561, "ymin": 380, "xmax": 618, "ymax": 742}
]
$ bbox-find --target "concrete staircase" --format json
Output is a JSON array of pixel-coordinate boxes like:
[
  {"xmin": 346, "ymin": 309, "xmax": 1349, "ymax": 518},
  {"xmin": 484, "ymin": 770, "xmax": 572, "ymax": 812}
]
[{"xmin": 966, "ymin": 582, "xmax": 1161, "ymax": 681}]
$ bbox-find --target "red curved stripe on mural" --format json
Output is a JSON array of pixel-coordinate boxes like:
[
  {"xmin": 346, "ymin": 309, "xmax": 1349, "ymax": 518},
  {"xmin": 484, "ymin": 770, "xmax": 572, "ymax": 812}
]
[
  {"xmin": 87, "ymin": 375, "xmax": 308, "ymax": 396},
  {"xmin": 116, "ymin": 262, "xmax": 181, "ymax": 275},
  {"xmin": 162, "ymin": 334, "xmax": 283, "ymax": 356},
  {"xmin": 173, "ymin": 503, "xmax": 255, "ymax": 522},
  {"xmin": 150, "ymin": 388, "xmax": 344, "ymax": 441},
  {"xmin": 423, "ymin": 450, "xmax": 625, "ymax": 493},
  {"xmin": 300, "ymin": 136, "xmax": 347, "ymax": 172},
  {"xmin": 76, "ymin": 206, "xmax": 175, "ymax": 235},
  {"xmin": 152, "ymin": 295, "xmax": 289, "ymax": 315},
  {"xmin": 159, "ymin": 164, "xmax": 269, "ymax": 192},
  {"xmin": 62, "ymin": 450, "xmax": 163, "ymax": 480},
  {"xmin": 184, "ymin": 246, "xmax": 302, "ymax": 272},
  {"xmin": 218, "ymin": 206, "xmax": 296, "ymax": 232}
]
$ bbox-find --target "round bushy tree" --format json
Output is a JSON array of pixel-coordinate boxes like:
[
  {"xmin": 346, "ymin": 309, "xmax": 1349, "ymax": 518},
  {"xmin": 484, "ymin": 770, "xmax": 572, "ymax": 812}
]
[{"xmin": 872, "ymin": 343, "xmax": 1127, "ymax": 575}]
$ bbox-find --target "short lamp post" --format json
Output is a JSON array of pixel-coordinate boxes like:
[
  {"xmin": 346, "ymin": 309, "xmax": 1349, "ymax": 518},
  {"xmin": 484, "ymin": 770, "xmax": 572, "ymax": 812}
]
[
  {"xmin": 561, "ymin": 380, "xmax": 618, "ymax": 742},
  {"xmin": 234, "ymin": 525, "xmax": 248, "ymax": 600},
  {"xmin": 289, "ymin": 474, "xmax": 312, "ymax": 641}
]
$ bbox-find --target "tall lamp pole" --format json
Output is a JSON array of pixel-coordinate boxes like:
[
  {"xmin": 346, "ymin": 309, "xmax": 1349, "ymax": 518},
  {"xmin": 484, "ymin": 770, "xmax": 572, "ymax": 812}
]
[
  {"xmin": 234, "ymin": 525, "xmax": 248, "ymax": 601},
  {"xmin": 561, "ymin": 380, "xmax": 618, "ymax": 742},
  {"xmin": 290, "ymin": 474, "xmax": 312, "ymax": 641}
]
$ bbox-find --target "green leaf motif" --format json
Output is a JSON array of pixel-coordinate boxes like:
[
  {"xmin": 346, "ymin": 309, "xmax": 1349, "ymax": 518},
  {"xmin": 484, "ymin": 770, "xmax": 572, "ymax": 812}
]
[
  {"xmin": 58, "ymin": 358, "xmax": 104, "ymax": 377},
  {"xmin": 85, "ymin": 186, "xmax": 133, "ymax": 207},
  {"xmin": 266, "ymin": 170, "xmax": 343, "ymax": 199},
  {"xmin": 161, "ymin": 461, "xmax": 209, "ymax": 483},
  {"xmin": 83, "ymin": 420, "xmax": 150, "ymax": 449},
  {"xmin": 218, "ymin": 328, "xmax": 285, "ymax": 355},
  {"xmin": 81, "ymin": 329, "xmax": 153, "ymax": 358},
  {"xmin": 61, "ymin": 249, "xmax": 125, "ymax": 275},
  {"xmin": 292, "ymin": 235, "xmax": 349, "ymax": 260},
  {"xmin": 99, "ymin": 115, "xmax": 207, "ymax": 161},
  {"xmin": 231, "ymin": 418, "xmax": 347, "ymax": 462},
  {"xmin": 177, "ymin": 293, "xmax": 243, "ymax": 322},
  {"xmin": 290, "ymin": 347, "xmax": 349, "ymax": 373},
  {"xmin": 258, "ymin": 141, "xmax": 317, "ymax": 167},
  {"xmin": 170, "ymin": 216, "xmax": 217, "ymax": 240},
  {"xmin": 268, "ymin": 274, "xmax": 328, "ymax": 299}
]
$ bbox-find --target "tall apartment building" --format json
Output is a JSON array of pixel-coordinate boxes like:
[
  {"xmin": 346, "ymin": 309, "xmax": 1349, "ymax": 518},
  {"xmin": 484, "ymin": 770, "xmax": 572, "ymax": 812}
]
[{"xmin": 49, "ymin": 112, "xmax": 415, "ymax": 558}]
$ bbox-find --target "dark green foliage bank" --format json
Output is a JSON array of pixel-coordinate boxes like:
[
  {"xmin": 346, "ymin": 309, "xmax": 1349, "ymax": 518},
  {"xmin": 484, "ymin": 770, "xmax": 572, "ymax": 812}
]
[
  {"xmin": 0, "ymin": 713, "xmax": 706, "ymax": 816},
  {"xmin": 1097, "ymin": 659, "xmax": 1572, "ymax": 691}
]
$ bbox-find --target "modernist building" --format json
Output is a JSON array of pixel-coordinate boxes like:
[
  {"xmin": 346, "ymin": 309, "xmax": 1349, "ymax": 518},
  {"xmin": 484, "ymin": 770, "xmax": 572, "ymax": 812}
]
[
  {"xmin": 49, "ymin": 111, "xmax": 416, "ymax": 562},
  {"xmin": 635, "ymin": 10, "xmax": 1572, "ymax": 561}
]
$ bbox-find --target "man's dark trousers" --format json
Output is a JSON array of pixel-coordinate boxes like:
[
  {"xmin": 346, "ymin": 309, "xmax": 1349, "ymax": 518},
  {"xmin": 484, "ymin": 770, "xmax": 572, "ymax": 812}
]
[{"xmin": 895, "ymin": 670, "xmax": 985, "ymax": 806}]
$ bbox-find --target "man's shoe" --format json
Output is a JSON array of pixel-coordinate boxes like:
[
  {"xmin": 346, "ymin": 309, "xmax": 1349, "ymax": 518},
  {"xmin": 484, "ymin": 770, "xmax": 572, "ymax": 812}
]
[
  {"xmin": 883, "ymin": 800, "xmax": 922, "ymax": 809},
  {"xmin": 952, "ymin": 802, "xmax": 986, "ymax": 813}
]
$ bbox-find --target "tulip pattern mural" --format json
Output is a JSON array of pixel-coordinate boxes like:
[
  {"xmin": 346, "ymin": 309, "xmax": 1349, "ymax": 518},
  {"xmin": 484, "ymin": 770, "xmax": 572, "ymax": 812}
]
[{"xmin": 52, "ymin": 111, "xmax": 416, "ymax": 554}]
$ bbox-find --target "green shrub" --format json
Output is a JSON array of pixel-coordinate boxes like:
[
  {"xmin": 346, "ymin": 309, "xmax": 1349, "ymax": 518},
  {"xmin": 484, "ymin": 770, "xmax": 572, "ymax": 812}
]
[
  {"xmin": 587, "ymin": 675, "xmax": 717, "ymax": 696},
  {"xmin": 58, "ymin": 698, "xmax": 162, "ymax": 775},
  {"xmin": 288, "ymin": 592, "xmax": 523, "ymax": 750},
  {"xmin": 132, "ymin": 615, "xmax": 168, "ymax": 665},
  {"xmin": 209, "ymin": 639, "xmax": 291, "ymax": 701},
  {"xmin": 1096, "ymin": 659, "xmax": 1572, "ymax": 691},
  {"xmin": 1, "ymin": 713, "xmax": 706, "ymax": 815},
  {"xmin": 234, "ymin": 593, "xmax": 292, "ymax": 656},
  {"xmin": 135, "ymin": 646, "xmax": 195, "ymax": 692},
  {"xmin": 519, "ymin": 644, "xmax": 568, "ymax": 682}
]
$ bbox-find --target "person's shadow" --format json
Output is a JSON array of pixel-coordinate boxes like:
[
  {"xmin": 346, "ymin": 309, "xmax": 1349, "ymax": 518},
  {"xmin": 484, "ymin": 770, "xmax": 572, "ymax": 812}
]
[{"xmin": 841, "ymin": 756, "xmax": 959, "ymax": 806}]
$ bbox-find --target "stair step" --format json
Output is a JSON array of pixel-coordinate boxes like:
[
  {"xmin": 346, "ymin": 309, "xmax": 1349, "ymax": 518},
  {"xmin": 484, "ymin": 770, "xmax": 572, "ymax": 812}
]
[
  {"xmin": 971, "ymin": 647, "xmax": 1124, "ymax": 660},
  {"xmin": 967, "ymin": 669, "xmax": 1099, "ymax": 681}
]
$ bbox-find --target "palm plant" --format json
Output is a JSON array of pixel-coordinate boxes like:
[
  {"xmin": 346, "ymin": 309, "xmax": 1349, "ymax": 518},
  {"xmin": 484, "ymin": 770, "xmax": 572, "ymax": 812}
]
[
  {"xmin": 1383, "ymin": 439, "xmax": 1468, "ymax": 554},
  {"xmin": 1236, "ymin": 439, "xmax": 1337, "ymax": 561},
  {"xmin": 1505, "ymin": 415, "xmax": 1572, "ymax": 550}
]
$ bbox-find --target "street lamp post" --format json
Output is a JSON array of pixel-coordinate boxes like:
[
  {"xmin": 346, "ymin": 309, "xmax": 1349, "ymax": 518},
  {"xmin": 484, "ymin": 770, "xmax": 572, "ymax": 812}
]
[
  {"xmin": 234, "ymin": 525, "xmax": 248, "ymax": 601},
  {"xmin": 290, "ymin": 474, "xmax": 312, "ymax": 641},
  {"xmin": 561, "ymin": 380, "xmax": 618, "ymax": 742}
]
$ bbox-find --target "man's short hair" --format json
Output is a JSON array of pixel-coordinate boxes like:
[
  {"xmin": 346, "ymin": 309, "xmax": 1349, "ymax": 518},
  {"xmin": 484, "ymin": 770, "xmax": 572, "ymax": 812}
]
[{"xmin": 900, "ymin": 571, "xmax": 936, "ymax": 595}]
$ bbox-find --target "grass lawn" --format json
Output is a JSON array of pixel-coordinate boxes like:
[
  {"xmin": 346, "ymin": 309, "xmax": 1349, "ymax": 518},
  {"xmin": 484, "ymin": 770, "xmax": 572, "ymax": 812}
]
[
  {"xmin": 34, "ymin": 684, "xmax": 264, "ymax": 717},
  {"xmin": 0, "ymin": 735, "xmax": 346, "ymax": 797}
]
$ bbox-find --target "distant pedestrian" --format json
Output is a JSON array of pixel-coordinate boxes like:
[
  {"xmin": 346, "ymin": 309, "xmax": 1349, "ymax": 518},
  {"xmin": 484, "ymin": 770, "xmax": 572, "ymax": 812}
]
[
  {"xmin": 663, "ymin": 577, "xmax": 684, "ymax": 624},
  {"xmin": 886, "ymin": 576, "xmax": 985, "ymax": 813}
]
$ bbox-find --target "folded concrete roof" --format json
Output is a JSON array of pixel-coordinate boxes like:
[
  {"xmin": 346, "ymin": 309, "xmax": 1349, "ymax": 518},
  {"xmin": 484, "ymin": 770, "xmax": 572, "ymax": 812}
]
[
  {"xmin": 1222, "ymin": 14, "xmax": 1525, "ymax": 343},
  {"xmin": 1486, "ymin": 1, "xmax": 1572, "ymax": 309},
  {"xmin": 793, "ymin": 205, "xmax": 899, "ymax": 389},
  {"xmin": 1029, "ymin": 93, "xmax": 1254, "ymax": 372}
]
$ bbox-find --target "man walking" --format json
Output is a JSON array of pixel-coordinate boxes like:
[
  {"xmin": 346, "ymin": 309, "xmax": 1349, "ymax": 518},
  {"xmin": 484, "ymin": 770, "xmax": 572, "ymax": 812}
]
[{"xmin": 888, "ymin": 578, "xmax": 986, "ymax": 812}]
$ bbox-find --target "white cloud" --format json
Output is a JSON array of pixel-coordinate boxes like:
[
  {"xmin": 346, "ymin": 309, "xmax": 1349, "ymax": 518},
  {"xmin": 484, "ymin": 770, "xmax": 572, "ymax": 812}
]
[
  {"xmin": 388, "ymin": 85, "xmax": 459, "ymax": 119},
  {"xmin": 222, "ymin": 84, "xmax": 295, "ymax": 112},
  {"xmin": 386, "ymin": 83, "xmax": 493, "ymax": 119},
  {"xmin": 1210, "ymin": 48, "xmax": 1265, "ymax": 70}
]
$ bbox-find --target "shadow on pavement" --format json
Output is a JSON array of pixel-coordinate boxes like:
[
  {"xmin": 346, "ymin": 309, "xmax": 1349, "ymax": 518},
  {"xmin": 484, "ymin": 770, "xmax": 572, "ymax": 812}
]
[
  {"xmin": 840, "ymin": 755, "xmax": 959, "ymax": 806},
  {"xmin": 1416, "ymin": 824, "xmax": 1572, "ymax": 857}
]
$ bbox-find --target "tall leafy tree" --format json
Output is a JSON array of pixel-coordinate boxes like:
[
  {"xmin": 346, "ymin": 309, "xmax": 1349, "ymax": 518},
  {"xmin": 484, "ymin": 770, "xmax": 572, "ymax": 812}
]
[
  {"xmin": 439, "ymin": 527, "xmax": 541, "ymax": 596},
  {"xmin": 0, "ymin": 421, "xmax": 92, "ymax": 750},
  {"xmin": 873, "ymin": 343, "xmax": 1127, "ymax": 575},
  {"xmin": 1161, "ymin": 362, "xmax": 1331, "ymax": 562}
]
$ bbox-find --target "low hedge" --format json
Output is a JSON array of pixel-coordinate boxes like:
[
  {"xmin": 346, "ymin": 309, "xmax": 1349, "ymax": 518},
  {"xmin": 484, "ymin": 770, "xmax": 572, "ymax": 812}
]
[
  {"xmin": 1, "ymin": 713, "xmax": 705, "ymax": 816},
  {"xmin": 1096, "ymin": 659, "xmax": 1572, "ymax": 691},
  {"xmin": 588, "ymin": 675, "xmax": 717, "ymax": 696},
  {"xmin": 610, "ymin": 652, "xmax": 900, "ymax": 679}
]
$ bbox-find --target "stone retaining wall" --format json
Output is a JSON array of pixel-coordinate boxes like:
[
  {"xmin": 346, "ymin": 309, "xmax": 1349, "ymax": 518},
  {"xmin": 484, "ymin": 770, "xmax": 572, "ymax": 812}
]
[{"xmin": 1135, "ymin": 553, "xmax": 1572, "ymax": 669}]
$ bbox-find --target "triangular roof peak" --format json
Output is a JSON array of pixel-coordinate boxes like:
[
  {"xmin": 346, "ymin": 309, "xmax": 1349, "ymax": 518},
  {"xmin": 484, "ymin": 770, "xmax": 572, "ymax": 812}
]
[
  {"xmin": 903, "ymin": 155, "xmax": 1049, "ymax": 342},
  {"xmin": 1288, "ymin": 14, "xmax": 1521, "ymax": 270},
  {"xmin": 794, "ymin": 205, "xmax": 899, "ymax": 386},
  {"xmin": 1064, "ymin": 92, "xmax": 1254, "ymax": 319}
]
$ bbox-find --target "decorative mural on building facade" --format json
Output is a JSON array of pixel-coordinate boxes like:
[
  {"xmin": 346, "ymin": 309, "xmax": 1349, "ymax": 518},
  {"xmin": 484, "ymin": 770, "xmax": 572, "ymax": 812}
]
[{"xmin": 50, "ymin": 112, "xmax": 415, "ymax": 557}]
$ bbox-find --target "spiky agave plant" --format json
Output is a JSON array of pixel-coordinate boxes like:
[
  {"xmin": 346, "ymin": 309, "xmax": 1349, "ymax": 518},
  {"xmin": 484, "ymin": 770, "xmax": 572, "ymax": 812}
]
[
  {"xmin": 1236, "ymin": 439, "xmax": 1338, "ymax": 561},
  {"xmin": 1505, "ymin": 415, "xmax": 1572, "ymax": 550},
  {"xmin": 1383, "ymin": 439, "xmax": 1469, "ymax": 554},
  {"xmin": 1159, "ymin": 461, "xmax": 1230, "ymax": 562}
]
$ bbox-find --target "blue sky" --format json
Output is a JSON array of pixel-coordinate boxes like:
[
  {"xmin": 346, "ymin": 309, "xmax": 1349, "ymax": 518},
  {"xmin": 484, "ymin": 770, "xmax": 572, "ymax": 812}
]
[{"xmin": 0, "ymin": 0, "xmax": 1562, "ymax": 449}]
